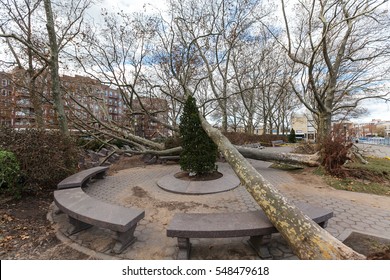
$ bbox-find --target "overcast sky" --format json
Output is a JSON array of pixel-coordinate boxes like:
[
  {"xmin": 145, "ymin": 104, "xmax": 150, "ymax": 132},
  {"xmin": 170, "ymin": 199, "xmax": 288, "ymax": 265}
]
[
  {"xmin": 88, "ymin": 0, "xmax": 390, "ymax": 123},
  {"xmin": 86, "ymin": 0, "xmax": 164, "ymax": 20}
]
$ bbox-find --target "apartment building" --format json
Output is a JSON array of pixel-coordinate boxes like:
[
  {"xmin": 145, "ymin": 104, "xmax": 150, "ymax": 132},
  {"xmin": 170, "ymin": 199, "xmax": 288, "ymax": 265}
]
[
  {"xmin": 131, "ymin": 97, "xmax": 169, "ymax": 139},
  {"xmin": 0, "ymin": 71, "xmax": 14, "ymax": 127},
  {"xmin": 0, "ymin": 70, "xmax": 169, "ymax": 139},
  {"xmin": 290, "ymin": 113, "xmax": 317, "ymax": 141},
  {"xmin": 61, "ymin": 75, "xmax": 125, "ymax": 125}
]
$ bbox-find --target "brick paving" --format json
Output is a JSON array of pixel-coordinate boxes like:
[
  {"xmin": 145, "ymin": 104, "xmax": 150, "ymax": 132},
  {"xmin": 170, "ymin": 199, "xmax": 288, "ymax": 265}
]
[{"xmin": 50, "ymin": 156, "xmax": 390, "ymax": 260}]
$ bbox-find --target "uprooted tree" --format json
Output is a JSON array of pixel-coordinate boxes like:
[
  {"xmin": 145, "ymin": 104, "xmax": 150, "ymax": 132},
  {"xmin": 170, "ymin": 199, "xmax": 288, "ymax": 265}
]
[
  {"xmin": 67, "ymin": 2, "xmax": 363, "ymax": 258},
  {"xmin": 0, "ymin": 0, "xmax": 371, "ymax": 259},
  {"xmin": 199, "ymin": 112, "xmax": 364, "ymax": 260}
]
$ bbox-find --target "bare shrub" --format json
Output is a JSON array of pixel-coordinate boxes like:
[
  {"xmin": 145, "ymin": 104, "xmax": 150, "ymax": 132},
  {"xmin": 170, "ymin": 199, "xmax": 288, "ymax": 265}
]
[
  {"xmin": 320, "ymin": 131, "xmax": 352, "ymax": 177},
  {"xmin": 223, "ymin": 132, "xmax": 287, "ymax": 146},
  {"xmin": 0, "ymin": 128, "xmax": 80, "ymax": 194},
  {"xmin": 293, "ymin": 142, "xmax": 318, "ymax": 154}
]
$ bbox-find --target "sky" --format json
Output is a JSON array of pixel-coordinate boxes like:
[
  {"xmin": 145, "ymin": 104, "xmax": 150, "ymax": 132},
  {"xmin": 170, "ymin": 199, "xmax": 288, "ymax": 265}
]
[
  {"xmin": 0, "ymin": 1, "xmax": 386, "ymax": 124},
  {"xmin": 86, "ymin": 0, "xmax": 390, "ymax": 123},
  {"xmin": 86, "ymin": 0, "xmax": 164, "ymax": 20},
  {"xmin": 352, "ymin": 100, "xmax": 390, "ymax": 123}
]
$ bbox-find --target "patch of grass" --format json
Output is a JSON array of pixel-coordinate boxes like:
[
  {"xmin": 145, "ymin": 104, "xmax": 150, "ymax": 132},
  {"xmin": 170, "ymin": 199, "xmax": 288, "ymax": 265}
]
[
  {"xmin": 313, "ymin": 166, "xmax": 326, "ymax": 176},
  {"xmin": 310, "ymin": 157, "xmax": 390, "ymax": 196},
  {"xmin": 345, "ymin": 157, "xmax": 390, "ymax": 179},
  {"xmin": 324, "ymin": 176, "xmax": 390, "ymax": 196},
  {"xmin": 270, "ymin": 163, "xmax": 303, "ymax": 171}
]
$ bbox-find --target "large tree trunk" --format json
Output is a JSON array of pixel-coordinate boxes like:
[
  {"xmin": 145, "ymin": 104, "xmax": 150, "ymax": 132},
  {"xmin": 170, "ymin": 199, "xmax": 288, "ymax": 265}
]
[
  {"xmin": 236, "ymin": 146, "xmax": 320, "ymax": 167},
  {"xmin": 317, "ymin": 111, "xmax": 332, "ymax": 142},
  {"xmin": 136, "ymin": 145, "xmax": 320, "ymax": 167},
  {"xmin": 43, "ymin": 0, "xmax": 69, "ymax": 136},
  {"xmin": 200, "ymin": 113, "xmax": 364, "ymax": 259},
  {"xmin": 28, "ymin": 70, "xmax": 44, "ymax": 129}
]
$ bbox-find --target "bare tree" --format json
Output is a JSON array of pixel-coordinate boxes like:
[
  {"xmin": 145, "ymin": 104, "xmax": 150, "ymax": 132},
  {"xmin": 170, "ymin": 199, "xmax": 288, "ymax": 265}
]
[
  {"xmin": 275, "ymin": 0, "xmax": 390, "ymax": 139},
  {"xmin": 0, "ymin": 0, "xmax": 47, "ymax": 128},
  {"xmin": 70, "ymin": 10, "xmax": 174, "ymax": 149},
  {"xmin": 166, "ymin": 0, "xmax": 267, "ymax": 132},
  {"xmin": 199, "ymin": 111, "xmax": 364, "ymax": 259},
  {"xmin": 0, "ymin": 0, "xmax": 92, "ymax": 135}
]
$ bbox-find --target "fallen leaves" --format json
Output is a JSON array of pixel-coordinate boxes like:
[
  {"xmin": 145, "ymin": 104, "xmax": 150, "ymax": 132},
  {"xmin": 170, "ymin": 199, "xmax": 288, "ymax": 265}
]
[
  {"xmin": 20, "ymin": 234, "xmax": 30, "ymax": 240},
  {"xmin": 2, "ymin": 214, "xmax": 14, "ymax": 222}
]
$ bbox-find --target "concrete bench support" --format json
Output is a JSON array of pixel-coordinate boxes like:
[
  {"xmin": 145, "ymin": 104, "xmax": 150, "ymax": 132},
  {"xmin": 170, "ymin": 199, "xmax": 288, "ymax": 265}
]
[
  {"xmin": 54, "ymin": 187, "xmax": 145, "ymax": 254},
  {"xmin": 167, "ymin": 203, "xmax": 333, "ymax": 259}
]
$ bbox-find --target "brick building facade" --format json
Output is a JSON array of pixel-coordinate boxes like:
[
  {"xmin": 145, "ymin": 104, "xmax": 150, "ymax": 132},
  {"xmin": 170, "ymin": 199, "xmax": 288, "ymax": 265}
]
[{"xmin": 0, "ymin": 71, "xmax": 169, "ymax": 139}]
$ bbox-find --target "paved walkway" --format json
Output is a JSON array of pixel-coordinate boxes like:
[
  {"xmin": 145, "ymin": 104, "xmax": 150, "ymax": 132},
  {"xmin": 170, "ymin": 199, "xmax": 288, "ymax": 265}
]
[
  {"xmin": 50, "ymin": 157, "xmax": 390, "ymax": 260},
  {"xmin": 355, "ymin": 143, "xmax": 390, "ymax": 158}
]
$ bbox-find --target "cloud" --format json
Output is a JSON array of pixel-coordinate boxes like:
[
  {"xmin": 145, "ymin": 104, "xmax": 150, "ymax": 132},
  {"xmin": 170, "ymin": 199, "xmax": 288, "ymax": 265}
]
[{"xmin": 352, "ymin": 99, "xmax": 390, "ymax": 123}]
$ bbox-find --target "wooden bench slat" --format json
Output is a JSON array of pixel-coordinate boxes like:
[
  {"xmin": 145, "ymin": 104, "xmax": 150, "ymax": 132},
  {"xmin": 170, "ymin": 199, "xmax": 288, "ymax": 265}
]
[{"xmin": 57, "ymin": 166, "xmax": 109, "ymax": 189}]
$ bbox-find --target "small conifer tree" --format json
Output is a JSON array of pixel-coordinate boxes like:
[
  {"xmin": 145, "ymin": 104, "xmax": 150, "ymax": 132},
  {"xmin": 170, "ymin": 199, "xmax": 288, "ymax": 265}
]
[
  {"xmin": 179, "ymin": 95, "xmax": 218, "ymax": 175},
  {"xmin": 288, "ymin": 128, "xmax": 297, "ymax": 143}
]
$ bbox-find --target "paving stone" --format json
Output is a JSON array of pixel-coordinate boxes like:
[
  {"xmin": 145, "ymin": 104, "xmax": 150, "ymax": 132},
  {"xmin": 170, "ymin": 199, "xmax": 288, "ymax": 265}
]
[
  {"xmin": 278, "ymin": 244, "xmax": 293, "ymax": 254},
  {"xmin": 284, "ymin": 255, "xmax": 299, "ymax": 260},
  {"xmin": 269, "ymin": 247, "xmax": 283, "ymax": 257},
  {"xmin": 51, "ymin": 159, "xmax": 390, "ymax": 260},
  {"xmin": 348, "ymin": 216, "xmax": 362, "ymax": 222}
]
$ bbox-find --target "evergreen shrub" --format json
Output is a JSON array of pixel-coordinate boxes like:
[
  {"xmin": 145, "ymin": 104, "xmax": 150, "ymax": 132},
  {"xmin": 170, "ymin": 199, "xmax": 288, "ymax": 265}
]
[
  {"xmin": 288, "ymin": 128, "xmax": 297, "ymax": 143},
  {"xmin": 179, "ymin": 96, "xmax": 218, "ymax": 175},
  {"xmin": 0, "ymin": 150, "xmax": 21, "ymax": 197}
]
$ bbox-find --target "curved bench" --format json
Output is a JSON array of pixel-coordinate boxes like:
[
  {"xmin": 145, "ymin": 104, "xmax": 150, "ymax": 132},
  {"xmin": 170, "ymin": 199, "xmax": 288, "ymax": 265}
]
[
  {"xmin": 57, "ymin": 166, "xmax": 109, "ymax": 189},
  {"xmin": 167, "ymin": 203, "xmax": 333, "ymax": 259},
  {"xmin": 271, "ymin": 140, "xmax": 284, "ymax": 147},
  {"xmin": 54, "ymin": 187, "xmax": 145, "ymax": 254},
  {"xmin": 158, "ymin": 155, "xmax": 180, "ymax": 164}
]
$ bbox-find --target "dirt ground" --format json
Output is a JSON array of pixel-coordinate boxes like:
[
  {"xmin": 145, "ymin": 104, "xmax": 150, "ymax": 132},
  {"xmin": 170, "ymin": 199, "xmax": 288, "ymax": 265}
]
[
  {"xmin": 1, "ymin": 156, "xmax": 389, "ymax": 259},
  {"xmin": 0, "ymin": 156, "xmax": 146, "ymax": 260}
]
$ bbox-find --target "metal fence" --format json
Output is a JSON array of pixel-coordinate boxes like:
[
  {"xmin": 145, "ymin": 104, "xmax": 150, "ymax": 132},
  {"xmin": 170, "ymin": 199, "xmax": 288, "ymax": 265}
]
[{"xmin": 358, "ymin": 137, "xmax": 390, "ymax": 146}]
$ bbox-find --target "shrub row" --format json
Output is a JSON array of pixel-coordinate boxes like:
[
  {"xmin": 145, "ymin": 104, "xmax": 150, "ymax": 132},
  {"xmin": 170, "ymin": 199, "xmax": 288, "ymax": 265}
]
[
  {"xmin": 223, "ymin": 132, "xmax": 288, "ymax": 146},
  {"xmin": 0, "ymin": 128, "xmax": 80, "ymax": 196},
  {"xmin": 0, "ymin": 150, "xmax": 21, "ymax": 197}
]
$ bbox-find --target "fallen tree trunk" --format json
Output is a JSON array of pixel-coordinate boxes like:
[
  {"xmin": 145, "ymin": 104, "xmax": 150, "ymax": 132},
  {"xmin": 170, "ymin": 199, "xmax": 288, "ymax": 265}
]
[
  {"xmin": 122, "ymin": 147, "xmax": 182, "ymax": 156},
  {"xmin": 200, "ymin": 114, "xmax": 364, "ymax": 259},
  {"xmin": 125, "ymin": 145, "xmax": 320, "ymax": 167},
  {"xmin": 236, "ymin": 146, "xmax": 320, "ymax": 167}
]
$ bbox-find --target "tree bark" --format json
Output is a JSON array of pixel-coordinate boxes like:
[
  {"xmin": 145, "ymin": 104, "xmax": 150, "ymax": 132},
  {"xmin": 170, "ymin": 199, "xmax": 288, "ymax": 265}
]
[
  {"xmin": 127, "ymin": 147, "xmax": 182, "ymax": 156},
  {"xmin": 43, "ymin": 0, "xmax": 69, "ymax": 136},
  {"xmin": 317, "ymin": 111, "xmax": 332, "ymax": 142},
  {"xmin": 200, "ymin": 113, "xmax": 364, "ymax": 259},
  {"xmin": 236, "ymin": 146, "xmax": 320, "ymax": 167},
  {"xmin": 133, "ymin": 145, "xmax": 320, "ymax": 167}
]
